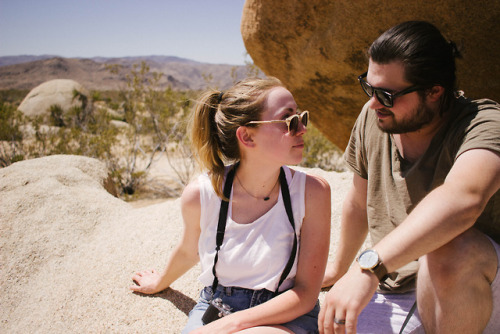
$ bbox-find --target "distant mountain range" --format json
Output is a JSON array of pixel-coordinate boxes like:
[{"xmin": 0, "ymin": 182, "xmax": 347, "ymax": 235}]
[{"xmin": 0, "ymin": 55, "xmax": 249, "ymax": 91}]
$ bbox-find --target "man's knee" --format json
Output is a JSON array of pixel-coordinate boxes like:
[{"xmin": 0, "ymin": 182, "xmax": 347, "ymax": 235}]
[{"xmin": 418, "ymin": 228, "xmax": 497, "ymax": 286}]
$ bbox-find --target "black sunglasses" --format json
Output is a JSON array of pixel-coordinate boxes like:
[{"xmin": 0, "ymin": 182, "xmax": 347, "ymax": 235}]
[
  {"xmin": 358, "ymin": 72, "xmax": 424, "ymax": 108},
  {"xmin": 246, "ymin": 110, "xmax": 309, "ymax": 136}
]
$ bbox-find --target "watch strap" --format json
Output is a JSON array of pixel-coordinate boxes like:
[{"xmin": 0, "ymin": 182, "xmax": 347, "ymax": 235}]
[
  {"xmin": 357, "ymin": 249, "xmax": 389, "ymax": 282},
  {"xmin": 372, "ymin": 261, "xmax": 389, "ymax": 282}
]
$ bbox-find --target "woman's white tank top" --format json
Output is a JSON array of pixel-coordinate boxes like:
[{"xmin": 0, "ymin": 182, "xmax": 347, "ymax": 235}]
[{"xmin": 197, "ymin": 166, "xmax": 306, "ymax": 292}]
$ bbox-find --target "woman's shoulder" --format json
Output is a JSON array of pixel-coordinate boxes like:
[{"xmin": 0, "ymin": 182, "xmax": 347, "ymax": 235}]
[
  {"xmin": 305, "ymin": 173, "xmax": 331, "ymax": 196},
  {"xmin": 180, "ymin": 178, "xmax": 202, "ymax": 209},
  {"xmin": 287, "ymin": 167, "xmax": 331, "ymax": 195}
]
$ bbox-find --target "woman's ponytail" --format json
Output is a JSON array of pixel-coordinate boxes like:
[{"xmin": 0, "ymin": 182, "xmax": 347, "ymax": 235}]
[{"xmin": 190, "ymin": 90, "xmax": 226, "ymax": 197}]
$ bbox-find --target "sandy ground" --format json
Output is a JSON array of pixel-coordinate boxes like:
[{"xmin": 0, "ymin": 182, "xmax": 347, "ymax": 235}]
[{"xmin": 0, "ymin": 155, "xmax": 369, "ymax": 333}]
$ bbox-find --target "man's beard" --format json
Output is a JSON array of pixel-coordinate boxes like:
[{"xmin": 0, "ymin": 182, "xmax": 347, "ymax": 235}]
[{"xmin": 376, "ymin": 101, "xmax": 436, "ymax": 134}]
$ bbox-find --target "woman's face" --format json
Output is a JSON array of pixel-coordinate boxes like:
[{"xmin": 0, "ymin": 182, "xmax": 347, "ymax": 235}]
[{"xmin": 250, "ymin": 86, "xmax": 307, "ymax": 166}]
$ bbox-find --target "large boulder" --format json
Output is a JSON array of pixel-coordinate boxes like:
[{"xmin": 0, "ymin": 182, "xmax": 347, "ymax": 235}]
[
  {"xmin": 241, "ymin": 0, "xmax": 500, "ymax": 149},
  {"xmin": 18, "ymin": 79, "xmax": 88, "ymax": 118}
]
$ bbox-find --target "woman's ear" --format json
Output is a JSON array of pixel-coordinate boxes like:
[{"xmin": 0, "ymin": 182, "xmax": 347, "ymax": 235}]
[{"xmin": 236, "ymin": 126, "xmax": 256, "ymax": 148}]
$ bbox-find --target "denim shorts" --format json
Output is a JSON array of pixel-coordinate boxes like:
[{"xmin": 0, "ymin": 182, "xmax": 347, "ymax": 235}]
[{"xmin": 181, "ymin": 285, "xmax": 320, "ymax": 334}]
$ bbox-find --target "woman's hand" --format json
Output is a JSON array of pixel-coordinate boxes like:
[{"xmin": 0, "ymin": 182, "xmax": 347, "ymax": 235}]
[{"xmin": 130, "ymin": 269, "xmax": 164, "ymax": 294}]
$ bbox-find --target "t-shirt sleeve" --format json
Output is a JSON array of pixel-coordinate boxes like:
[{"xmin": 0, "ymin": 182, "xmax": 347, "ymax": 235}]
[
  {"xmin": 454, "ymin": 99, "xmax": 500, "ymax": 160},
  {"xmin": 343, "ymin": 103, "xmax": 370, "ymax": 179}
]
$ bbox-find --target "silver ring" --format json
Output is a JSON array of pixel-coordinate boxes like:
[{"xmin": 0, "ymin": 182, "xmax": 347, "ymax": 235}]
[{"xmin": 334, "ymin": 318, "xmax": 346, "ymax": 325}]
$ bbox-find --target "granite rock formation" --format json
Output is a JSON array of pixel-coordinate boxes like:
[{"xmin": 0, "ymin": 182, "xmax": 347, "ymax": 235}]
[
  {"xmin": 18, "ymin": 79, "xmax": 88, "ymax": 118},
  {"xmin": 241, "ymin": 0, "xmax": 500, "ymax": 149}
]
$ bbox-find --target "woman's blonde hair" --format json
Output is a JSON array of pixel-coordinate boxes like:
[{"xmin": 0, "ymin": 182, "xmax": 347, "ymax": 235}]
[{"xmin": 190, "ymin": 76, "xmax": 284, "ymax": 198}]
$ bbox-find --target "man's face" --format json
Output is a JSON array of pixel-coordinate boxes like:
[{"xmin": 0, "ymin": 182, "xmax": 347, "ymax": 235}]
[{"xmin": 365, "ymin": 59, "xmax": 436, "ymax": 134}]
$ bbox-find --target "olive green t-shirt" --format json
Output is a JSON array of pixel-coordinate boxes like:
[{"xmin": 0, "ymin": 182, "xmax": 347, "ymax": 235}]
[{"xmin": 344, "ymin": 96, "xmax": 500, "ymax": 292}]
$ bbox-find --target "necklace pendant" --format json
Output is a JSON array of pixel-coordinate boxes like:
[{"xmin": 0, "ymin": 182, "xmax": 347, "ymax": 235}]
[{"xmin": 236, "ymin": 172, "xmax": 278, "ymax": 202}]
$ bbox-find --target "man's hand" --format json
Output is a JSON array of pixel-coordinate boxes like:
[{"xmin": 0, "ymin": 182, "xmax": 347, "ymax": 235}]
[{"xmin": 319, "ymin": 266, "xmax": 379, "ymax": 333}]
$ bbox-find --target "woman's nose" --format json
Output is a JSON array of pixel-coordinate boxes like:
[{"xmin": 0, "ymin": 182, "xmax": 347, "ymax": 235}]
[{"xmin": 295, "ymin": 121, "xmax": 307, "ymax": 136}]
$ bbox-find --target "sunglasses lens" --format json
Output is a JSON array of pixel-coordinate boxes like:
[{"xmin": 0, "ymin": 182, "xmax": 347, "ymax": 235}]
[
  {"xmin": 289, "ymin": 112, "xmax": 308, "ymax": 135},
  {"xmin": 301, "ymin": 112, "xmax": 308, "ymax": 127},
  {"xmin": 360, "ymin": 80, "xmax": 373, "ymax": 97},
  {"xmin": 375, "ymin": 91, "xmax": 392, "ymax": 107},
  {"xmin": 289, "ymin": 116, "xmax": 299, "ymax": 135}
]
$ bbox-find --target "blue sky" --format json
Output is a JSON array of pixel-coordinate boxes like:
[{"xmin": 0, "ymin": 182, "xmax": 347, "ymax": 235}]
[{"xmin": 0, "ymin": 0, "xmax": 248, "ymax": 65}]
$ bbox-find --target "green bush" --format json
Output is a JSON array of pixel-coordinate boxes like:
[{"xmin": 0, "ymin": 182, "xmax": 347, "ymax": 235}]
[
  {"xmin": 300, "ymin": 122, "xmax": 346, "ymax": 172},
  {"xmin": 0, "ymin": 102, "xmax": 25, "ymax": 167}
]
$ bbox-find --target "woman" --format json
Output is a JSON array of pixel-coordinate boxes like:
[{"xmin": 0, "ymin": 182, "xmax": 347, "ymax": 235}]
[{"xmin": 130, "ymin": 77, "xmax": 331, "ymax": 333}]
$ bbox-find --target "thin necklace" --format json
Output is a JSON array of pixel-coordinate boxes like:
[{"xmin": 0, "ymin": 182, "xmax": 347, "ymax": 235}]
[{"xmin": 235, "ymin": 173, "xmax": 279, "ymax": 201}]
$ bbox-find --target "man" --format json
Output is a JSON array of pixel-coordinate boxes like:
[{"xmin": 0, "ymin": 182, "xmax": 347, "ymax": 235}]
[{"xmin": 319, "ymin": 21, "xmax": 500, "ymax": 334}]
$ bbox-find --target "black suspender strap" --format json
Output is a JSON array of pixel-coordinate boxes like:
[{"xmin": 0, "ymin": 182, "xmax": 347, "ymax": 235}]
[
  {"xmin": 211, "ymin": 164, "xmax": 237, "ymax": 293},
  {"xmin": 210, "ymin": 164, "xmax": 298, "ymax": 296},
  {"xmin": 275, "ymin": 167, "xmax": 297, "ymax": 295}
]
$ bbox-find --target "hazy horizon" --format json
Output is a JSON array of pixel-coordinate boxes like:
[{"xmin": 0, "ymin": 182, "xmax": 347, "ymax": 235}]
[
  {"xmin": 0, "ymin": 0, "xmax": 248, "ymax": 66},
  {"xmin": 0, "ymin": 54, "xmax": 247, "ymax": 66}
]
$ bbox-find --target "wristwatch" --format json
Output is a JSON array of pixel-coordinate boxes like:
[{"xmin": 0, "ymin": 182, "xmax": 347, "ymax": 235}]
[{"xmin": 357, "ymin": 249, "xmax": 389, "ymax": 282}]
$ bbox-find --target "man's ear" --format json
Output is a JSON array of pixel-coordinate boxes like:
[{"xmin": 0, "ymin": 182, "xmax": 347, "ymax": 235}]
[
  {"xmin": 236, "ymin": 126, "xmax": 255, "ymax": 148},
  {"xmin": 426, "ymin": 85, "xmax": 445, "ymax": 102}
]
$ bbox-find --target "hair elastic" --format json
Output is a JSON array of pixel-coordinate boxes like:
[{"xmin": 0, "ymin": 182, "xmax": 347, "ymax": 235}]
[
  {"xmin": 217, "ymin": 91, "xmax": 224, "ymax": 104},
  {"xmin": 448, "ymin": 40, "xmax": 462, "ymax": 59}
]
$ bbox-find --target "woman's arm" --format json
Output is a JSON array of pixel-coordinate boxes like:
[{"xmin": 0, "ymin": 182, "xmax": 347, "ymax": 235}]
[
  {"xmin": 192, "ymin": 173, "xmax": 332, "ymax": 333},
  {"xmin": 130, "ymin": 180, "xmax": 202, "ymax": 294}
]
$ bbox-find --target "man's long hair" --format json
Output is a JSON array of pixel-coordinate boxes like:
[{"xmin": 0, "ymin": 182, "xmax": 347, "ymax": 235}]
[{"xmin": 368, "ymin": 21, "xmax": 462, "ymax": 113}]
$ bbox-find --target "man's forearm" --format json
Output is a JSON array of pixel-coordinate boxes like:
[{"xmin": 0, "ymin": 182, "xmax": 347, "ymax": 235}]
[
  {"xmin": 330, "ymin": 192, "xmax": 369, "ymax": 281},
  {"xmin": 375, "ymin": 183, "xmax": 487, "ymax": 274}
]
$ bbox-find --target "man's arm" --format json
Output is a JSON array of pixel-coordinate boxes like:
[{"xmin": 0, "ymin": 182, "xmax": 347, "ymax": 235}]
[
  {"xmin": 375, "ymin": 148, "xmax": 500, "ymax": 275},
  {"xmin": 322, "ymin": 173, "xmax": 368, "ymax": 287},
  {"xmin": 319, "ymin": 149, "xmax": 500, "ymax": 334}
]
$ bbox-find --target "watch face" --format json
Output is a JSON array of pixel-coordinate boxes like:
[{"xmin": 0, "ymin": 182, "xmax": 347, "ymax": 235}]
[{"xmin": 358, "ymin": 250, "xmax": 379, "ymax": 269}]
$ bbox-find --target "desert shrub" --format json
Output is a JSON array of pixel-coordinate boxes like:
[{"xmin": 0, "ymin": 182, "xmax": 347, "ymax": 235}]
[
  {"xmin": 300, "ymin": 122, "xmax": 347, "ymax": 172},
  {"xmin": 0, "ymin": 102, "xmax": 23, "ymax": 141},
  {"xmin": 0, "ymin": 89, "xmax": 29, "ymax": 106},
  {"xmin": 49, "ymin": 104, "xmax": 65, "ymax": 127},
  {"xmin": 105, "ymin": 62, "xmax": 197, "ymax": 198},
  {"xmin": 25, "ymin": 100, "xmax": 118, "ymax": 161},
  {"xmin": 0, "ymin": 102, "xmax": 25, "ymax": 166}
]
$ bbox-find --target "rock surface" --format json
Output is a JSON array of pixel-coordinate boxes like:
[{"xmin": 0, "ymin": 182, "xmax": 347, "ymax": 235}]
[
  {"xmin": 17, "ymin": 79, "xmax": 88, "ymax": 117},
  {"xmin": 0, "ymin": 155, "xmax": 357, "ymax": 332},
  {"xmin": 241, "ymin": 0, "xmax": 500, "ymax": 149}
]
